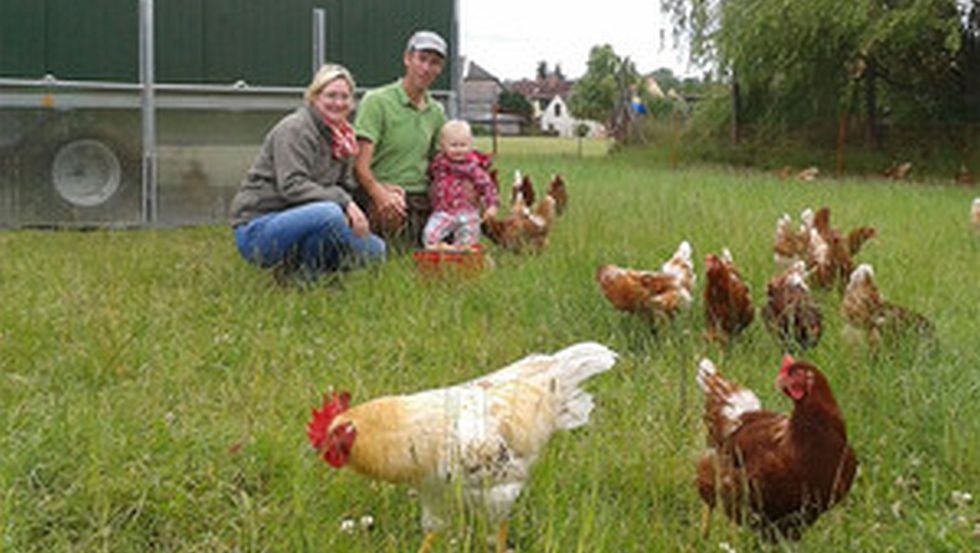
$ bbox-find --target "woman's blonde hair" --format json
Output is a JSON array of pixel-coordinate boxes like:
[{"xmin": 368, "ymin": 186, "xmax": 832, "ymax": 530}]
[{"xmin": 305, "ymin": 63, "xmax": 355, "ymax": 104}]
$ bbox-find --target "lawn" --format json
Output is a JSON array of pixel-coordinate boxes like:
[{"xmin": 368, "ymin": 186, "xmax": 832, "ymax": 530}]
[
  {"xmin": 1, "ymin": 141, "xmax": 978, "ymax": 552},
  {"xmin": 474, "ymin": 135, "xmax": 611, "ymax": 158}
]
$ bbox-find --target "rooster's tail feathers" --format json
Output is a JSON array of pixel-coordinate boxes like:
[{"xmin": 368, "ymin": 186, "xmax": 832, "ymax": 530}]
[
  {"xmin": 548, "ymin": 342, "xmax": 618, "ymax": 431},
  {"xmin": 473, "ymin": 342, "xmax": 615, "ymax": 387},
  {"xmin": 551, "ymin": 342, "xmax": 617, "ymax": 382},
  {"xmin": 471, "ymin": 342, "xmax": 617, "ymax": 430}
]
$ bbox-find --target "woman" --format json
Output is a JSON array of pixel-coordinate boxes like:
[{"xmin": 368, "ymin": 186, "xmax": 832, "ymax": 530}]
[{"xmin": 230, "ymin": 64, "xmax": 385, "ymax": 281}]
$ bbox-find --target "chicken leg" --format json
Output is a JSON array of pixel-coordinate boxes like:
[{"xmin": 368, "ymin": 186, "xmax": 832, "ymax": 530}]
[
  {"xmin": 496, "ymin": 519, "xmax": 509, "ymax": 553},
  {"xmin": 700, "ymin": 504, "xmax": 713, "ymax": 538},
  {"xmin": 418, "ymin": 531, "xmax": 438, "ymax": 553}
]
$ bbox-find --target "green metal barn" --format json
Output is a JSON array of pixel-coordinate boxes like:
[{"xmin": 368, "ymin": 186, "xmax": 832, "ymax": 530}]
[{"xmin": 0, "ymin": 0, "xmax": 459, "ymax": 227}]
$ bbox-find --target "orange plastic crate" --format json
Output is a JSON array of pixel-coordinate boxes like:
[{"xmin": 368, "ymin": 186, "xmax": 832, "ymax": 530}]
[{"xmin": 413, "ymin": 245, "xmax": 485, "ymax": 277}]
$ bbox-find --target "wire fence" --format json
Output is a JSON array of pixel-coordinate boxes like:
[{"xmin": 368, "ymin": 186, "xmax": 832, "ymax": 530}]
[{"xmin": 629, "ymin": 114, "xmax": 980, "ymax": 181}]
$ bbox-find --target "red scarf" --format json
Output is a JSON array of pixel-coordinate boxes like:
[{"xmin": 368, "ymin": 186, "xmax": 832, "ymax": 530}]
[{"xmin": 324, "ymin": 117, "xmax": 359, "ymax": 160}]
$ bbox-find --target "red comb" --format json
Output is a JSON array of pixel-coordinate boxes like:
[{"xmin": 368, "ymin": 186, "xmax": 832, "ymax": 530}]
[
  {"xmin": 779, "ymin": 354, "xmax": 796, "ymax": 376},
  {"xmin": 306, "ymin": 390, "xmax": 351, "ymax": 450}
]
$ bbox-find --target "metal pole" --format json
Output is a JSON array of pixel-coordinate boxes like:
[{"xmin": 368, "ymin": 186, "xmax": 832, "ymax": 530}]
[
  {"xmin": 139, "ymin": 0, "xmax": 157, "ymax": 225},
  {"xmin": 492, "ymin": 105, "xmax": 498, "ymax": 155},
  {"xmin": 450, "ymin": 0, "xmax": 461, "ymax": 118},
  {"xmin": 312, "ymin": 8, "xmax": 326, "ymax": 75}
]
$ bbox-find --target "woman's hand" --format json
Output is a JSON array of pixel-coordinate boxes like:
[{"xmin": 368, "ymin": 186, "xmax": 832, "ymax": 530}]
[
  {"xmin": 483, "ymin": 205, "xmax": 498, "ymax": 221},
  {"xmin": 346, "ymin": 201, "xmax": 370, "ymax": 237}
]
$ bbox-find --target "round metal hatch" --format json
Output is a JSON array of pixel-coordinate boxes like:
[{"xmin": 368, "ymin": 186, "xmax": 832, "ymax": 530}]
[{"xmin": 51, "ymin": 139, "xmax": 123, "ymax": 207}]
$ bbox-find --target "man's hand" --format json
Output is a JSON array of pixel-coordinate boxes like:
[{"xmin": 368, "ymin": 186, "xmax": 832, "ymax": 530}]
[
  {"xmin": 354, "ymin": 140, "xmax": 406, "ymax": 232},
  {"xmin": 372, "ymin": 184, "xmax": 407, "ymax": 231}
]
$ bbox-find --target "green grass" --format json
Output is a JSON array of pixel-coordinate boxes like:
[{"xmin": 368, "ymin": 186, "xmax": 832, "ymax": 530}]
[
  {"xmin": 2, "ymin": 141, "xmax": 978, "ymax": 551},
  {"xmin": 474, "ymin": 136, "xmax": 611, "ymax": 158}
]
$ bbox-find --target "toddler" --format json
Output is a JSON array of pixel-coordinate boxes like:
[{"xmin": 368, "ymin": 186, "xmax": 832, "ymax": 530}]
[{"xmin": 423, "ymin": 120, "xmax": 499, "ymax": 246}]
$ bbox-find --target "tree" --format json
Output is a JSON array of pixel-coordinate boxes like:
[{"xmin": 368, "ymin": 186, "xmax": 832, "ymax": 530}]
[
  {"xmin": 661, "ymin": 0, "xmax": 972, "ymax": 144},
  {"xmin": 962, "ymin": 0, "xmax": 980, "ymax": 122},
  {"xmin": 497, "ymin": 90, "xmax": 533, "ymax": 121},
  {"xmin": 568, "ymin": 45, "xmax": 643, "ymax": 127},
  {"xmin": 536, "ymin": 61, "xmax": 548, "ymax": 81},
  {"xmin": 651, "ymin": 67, "xmax": 681, "ymax": 94}
]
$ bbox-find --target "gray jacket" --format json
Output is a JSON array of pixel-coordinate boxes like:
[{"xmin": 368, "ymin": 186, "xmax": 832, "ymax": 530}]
[{"xmin": 230, "ymin": 105, "xmax": 357, "ymax": 227}]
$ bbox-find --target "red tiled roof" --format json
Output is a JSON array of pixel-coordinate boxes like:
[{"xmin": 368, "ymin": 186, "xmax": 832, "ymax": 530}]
[{"xmin": 507, "ymin": 75, "xmax": 574, "ymax": 100}]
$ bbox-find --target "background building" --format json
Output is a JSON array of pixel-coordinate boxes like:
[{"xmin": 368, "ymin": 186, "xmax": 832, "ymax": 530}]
[
  {"xmin": 538, "ymin": 95, "xmax": 604, "ymax": 138},
  {"xmin": 459, "ymin": 60, "xmax": 522, "ymax": 135}
]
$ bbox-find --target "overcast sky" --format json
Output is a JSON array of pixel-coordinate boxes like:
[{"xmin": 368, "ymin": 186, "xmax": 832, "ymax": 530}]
[{"xmin": 458, "ymin": 0, "xmax": 696, "ymax": 82}]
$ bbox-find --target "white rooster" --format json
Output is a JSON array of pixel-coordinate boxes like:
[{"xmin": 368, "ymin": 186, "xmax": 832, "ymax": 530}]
[{"xmin": 307, "ymin": 342, "xmax": 618, "ymax": 552}]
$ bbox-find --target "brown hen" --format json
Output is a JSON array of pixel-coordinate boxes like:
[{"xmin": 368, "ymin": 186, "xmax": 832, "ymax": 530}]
[
  {"xmin": 762, "ymin": 261, "xmax": 823, "ymax": 351},
  {"xmin": 772, "ymin": 211, "xmax": 810, "ymax": 267},
  {"xmin": 510, "ymin": 170, "xmax": 536, "ymax": 210},
  {"xmin": 956, "ymin": 165, "xmax": 975, "ymax": 186},
  {"xmin": 547, "ymin": 174, "xmax": 568, "ymax": 215},
  {"xmin": 482, "ymin": 195, "xmax": 556, "ymax": 254},
  {"xmin": 596, "ymin": 241, "xmax": 695, "ymax": 322},
  {"xmin": 704, "ymin": 249, "xmax": 754, "ymax": 343},
  {"xmin": 841, "ymin": 264, "xmax": 934, "ymax": 348},
  {"xmin": 808, "ymin": 207, "xmax": 876, "ymax": 290},
  {"xmin": 695, "ymin": 356, "xmax": 857, "ymax": 542}
]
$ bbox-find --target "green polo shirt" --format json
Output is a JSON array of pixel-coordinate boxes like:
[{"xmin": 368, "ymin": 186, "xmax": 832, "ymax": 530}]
[{"xmin": 354, "ymin": 79, "xmax": 446, "ymax": 193}]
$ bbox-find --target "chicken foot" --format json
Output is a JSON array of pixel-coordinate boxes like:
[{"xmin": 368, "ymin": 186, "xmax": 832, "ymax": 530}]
[
  {"xmin": 496, "ymin": 519, "xmax": 509, "ymax": 553},
  {"xmin": 418, "ymin": 531, "xmax": 438, "ymax": 553},
  {"xmin": 700, "ymin": 503, "xmax": 713, "ymax": 538}
]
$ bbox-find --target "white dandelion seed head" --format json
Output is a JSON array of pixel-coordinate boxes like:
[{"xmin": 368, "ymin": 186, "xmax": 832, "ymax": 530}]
[
  {"xmin": 950, "ymin": 490, "xmax": 973, "ymax": 507},
  {"xmin": 339, "ymin": 518, "xmax": 356, "ymax": 534}
]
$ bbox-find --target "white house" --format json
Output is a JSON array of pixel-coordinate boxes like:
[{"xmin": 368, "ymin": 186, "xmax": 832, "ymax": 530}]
[{"xmin": 539, "ymin": 95, "xmax": 604, "ymax": 138}]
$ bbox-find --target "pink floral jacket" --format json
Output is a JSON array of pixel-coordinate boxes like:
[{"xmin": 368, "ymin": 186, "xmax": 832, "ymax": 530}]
[{"xmin": 427, "ymin": 151, "xmax": 499, "ymax": 214}]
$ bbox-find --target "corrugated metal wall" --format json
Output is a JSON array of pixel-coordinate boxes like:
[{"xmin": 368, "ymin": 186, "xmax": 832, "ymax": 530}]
[
  {"xmin": 0, "ymin": 1, "xmax": 44, "ymax": 77},
  {"xmin": 322, "ymin": 0, "xmax": 455, "ymax": 90},
  {"xmin": 0, "ymin": 0, "xmax": 139, "ymax": 81},
  {"xmin": 0, "ymin": 0, "xmax": 455, "ymax": 89}
]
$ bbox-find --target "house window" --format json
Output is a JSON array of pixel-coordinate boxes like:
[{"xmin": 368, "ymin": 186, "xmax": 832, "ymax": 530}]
[{"xmin": 554, "ymin": 103, "xmax": 562, "ymax": 116}]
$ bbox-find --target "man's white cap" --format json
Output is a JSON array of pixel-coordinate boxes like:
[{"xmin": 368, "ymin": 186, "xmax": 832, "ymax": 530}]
[{"xmin": 406, "ymin": 30, "xmax": 447, "ymax": 57}]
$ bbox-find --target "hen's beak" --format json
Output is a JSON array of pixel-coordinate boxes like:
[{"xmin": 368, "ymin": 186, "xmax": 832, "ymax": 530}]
[{"xmin": 774, "ymin": 373, "xmax": 786, "ymax": 394}]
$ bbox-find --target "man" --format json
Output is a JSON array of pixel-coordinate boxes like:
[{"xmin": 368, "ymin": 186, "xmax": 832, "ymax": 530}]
[{"xmin": 354, "ymin": 30, "xmax": 448, "ymax": 247}]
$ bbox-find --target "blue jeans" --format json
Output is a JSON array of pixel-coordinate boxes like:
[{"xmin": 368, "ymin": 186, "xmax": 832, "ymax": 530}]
[{"xmin": 234, "ymin": 201, "xmax": 386, "ymax": 277}]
